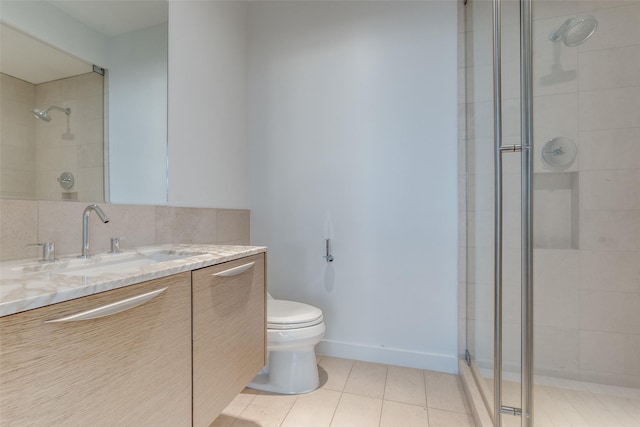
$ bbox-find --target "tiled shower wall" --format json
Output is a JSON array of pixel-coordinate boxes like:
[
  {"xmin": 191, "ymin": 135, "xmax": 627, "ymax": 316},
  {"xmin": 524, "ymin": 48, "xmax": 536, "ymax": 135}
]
[
  {"xmin": 542, "ymin": 0, "xmax": 640, "ymax": 388},
  {"xmin": 0, "ymin": 71, "xmax": 104, "ymax": 201},
  {"xmin": 0, "ymin": 199, "xmax": 250, "ymax": 261},
  {"xmin": 462, "ymin": 0, "xmax": 640, "ymax": 388},
  {"xmin": 1, "ymin": 74, "xmax": 36, "ymax": 198}
]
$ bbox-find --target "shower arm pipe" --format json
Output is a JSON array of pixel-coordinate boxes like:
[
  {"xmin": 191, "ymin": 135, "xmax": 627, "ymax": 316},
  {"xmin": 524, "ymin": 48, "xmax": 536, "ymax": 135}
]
[
  {"xmin": 46, "ymin": 106, "xmax": 71, "ymax": 115},
  {"xmin": 520, "ymin": 0, "xmax": 534, "ymax": 425},
  {"xmin": 492, "ymin": 0, "xmax": 503, "ymax": 425}
]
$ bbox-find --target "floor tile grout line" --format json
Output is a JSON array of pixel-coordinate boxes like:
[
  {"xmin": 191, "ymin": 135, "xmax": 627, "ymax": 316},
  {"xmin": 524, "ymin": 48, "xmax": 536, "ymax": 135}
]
[
  {"xmin": 378, "ymin": 364, "xmax": 390, "ymax": 426},
  {"xmin": 277, "ymin": 394, "xmax": 299, "ymax": 427},
  {"xmin": 327, "ymin": 357, "xmax": 354, "ymax": 427},
  {"xmin": 231, "ymin": 392, "xmax": 258, "ymax": 427},
  {"xmin": 328, "ymin": 391, "xmax": 345, "ymax": 427}
]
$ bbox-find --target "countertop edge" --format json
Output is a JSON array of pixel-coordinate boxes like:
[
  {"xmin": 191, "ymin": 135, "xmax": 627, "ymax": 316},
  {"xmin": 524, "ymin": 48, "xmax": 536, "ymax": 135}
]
[{"xmin": 0, "ymin": 245, "xmax": 266, "ymax": 318}]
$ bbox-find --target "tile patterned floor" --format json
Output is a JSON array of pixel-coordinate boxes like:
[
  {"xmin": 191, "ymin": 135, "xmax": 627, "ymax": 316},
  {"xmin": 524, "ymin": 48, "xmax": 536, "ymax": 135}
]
[
  {"xmin": 212, "ymin": 356, "xmax": 475, "ymax": 427},
  {"xmin": 483, "ymin": 374, "xmax": 640, "ymax": 427}
]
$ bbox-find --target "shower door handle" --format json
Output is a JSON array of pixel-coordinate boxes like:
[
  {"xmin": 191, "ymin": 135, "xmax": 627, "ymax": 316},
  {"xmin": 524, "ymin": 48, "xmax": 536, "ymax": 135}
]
[{"xmin": 493, "ymin": 0, "xmax": 534, "ymax": 426}]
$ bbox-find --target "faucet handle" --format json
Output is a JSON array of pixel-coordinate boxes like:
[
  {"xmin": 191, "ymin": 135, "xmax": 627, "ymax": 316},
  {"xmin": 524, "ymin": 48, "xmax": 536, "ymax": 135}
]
[
  {"xmin": 110, "ymin": 237, "xmax": 125, "ymax": 254},
  {"xmin": 27, "ymin": 242, "xmax": 56, "ymax": 262}
]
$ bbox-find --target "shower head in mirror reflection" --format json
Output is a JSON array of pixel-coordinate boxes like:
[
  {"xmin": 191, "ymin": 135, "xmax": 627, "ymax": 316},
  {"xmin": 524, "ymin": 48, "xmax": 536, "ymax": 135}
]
[
  {"xmin": 32, "ymin": 105, "xmax": 71, "ymax": 122},
  {"xmin": 549, "ymin": 16, "xmax": 598, "ymax": 47}
]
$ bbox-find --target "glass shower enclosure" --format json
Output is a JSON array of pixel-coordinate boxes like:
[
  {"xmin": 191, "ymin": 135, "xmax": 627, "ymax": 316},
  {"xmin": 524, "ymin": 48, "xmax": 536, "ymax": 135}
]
[{"xmin": 462, "ymin": 0, "xmax": 640, "ymax": 426}]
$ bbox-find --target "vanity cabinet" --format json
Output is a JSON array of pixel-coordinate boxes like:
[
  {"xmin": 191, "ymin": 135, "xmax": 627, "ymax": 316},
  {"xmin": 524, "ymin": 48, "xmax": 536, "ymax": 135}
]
[
  {"xmin": 0, "ymin": 272, "xmax": 192, "ymax": 427},
  {"xmin": 192, "ymin": 253, "xmax": 266, "ymax": 427}
]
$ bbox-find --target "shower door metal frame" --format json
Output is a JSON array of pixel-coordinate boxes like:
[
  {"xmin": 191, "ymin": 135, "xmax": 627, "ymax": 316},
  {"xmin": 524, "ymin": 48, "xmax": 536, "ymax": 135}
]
[{"xmin": 492, "ymin": 0, "xmax": 534, "ymax": 426}]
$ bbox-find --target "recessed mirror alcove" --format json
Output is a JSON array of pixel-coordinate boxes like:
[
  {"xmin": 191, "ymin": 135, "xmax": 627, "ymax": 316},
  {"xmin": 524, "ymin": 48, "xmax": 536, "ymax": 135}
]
[{"xmin": 0, "ymin": 0, "xmax": 168, "ymax": 205}]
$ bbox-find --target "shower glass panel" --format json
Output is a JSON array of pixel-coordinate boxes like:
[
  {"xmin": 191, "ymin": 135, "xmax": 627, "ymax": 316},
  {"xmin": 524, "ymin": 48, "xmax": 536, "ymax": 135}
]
[
  {"xmin": 530, "ymin": 1, "xmax": 640, "ymax": 425},
  {"xmin": 463, "ymin": 0, "xmax": 640, "ymax": 425},
  {"xmin": 464, "ymin": 0, "xmax": 497, "ymax": 418}
]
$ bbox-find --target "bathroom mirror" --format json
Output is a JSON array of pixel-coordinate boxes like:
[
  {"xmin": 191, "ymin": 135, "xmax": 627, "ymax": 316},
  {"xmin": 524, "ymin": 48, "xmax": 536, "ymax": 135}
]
[{"xmin": 0, "ymin": 0, "xmax": 168, "ymax": 205}]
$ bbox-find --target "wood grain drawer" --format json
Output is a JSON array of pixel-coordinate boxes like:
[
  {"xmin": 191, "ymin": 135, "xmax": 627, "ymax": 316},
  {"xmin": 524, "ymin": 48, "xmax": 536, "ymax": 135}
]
[
  {"xmin": 192, "ymin": 253, "xmax": 266, "ymax": 427},
  {"xmin": 0, "ymin": 272, "xmax": 192, "ymax": 427}
]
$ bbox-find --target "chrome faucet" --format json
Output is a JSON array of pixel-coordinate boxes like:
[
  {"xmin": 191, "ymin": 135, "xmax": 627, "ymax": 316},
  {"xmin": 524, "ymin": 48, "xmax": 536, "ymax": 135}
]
[{"xmin": 80, "ymin": 204, "xmax": 109, "ymax": 258}]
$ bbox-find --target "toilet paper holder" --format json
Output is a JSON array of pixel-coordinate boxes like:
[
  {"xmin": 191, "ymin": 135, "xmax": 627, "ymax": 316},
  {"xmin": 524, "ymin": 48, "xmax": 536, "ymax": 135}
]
[{"xmin": 323, "ymin": 239, "xmax": 334, "ymax": 263}]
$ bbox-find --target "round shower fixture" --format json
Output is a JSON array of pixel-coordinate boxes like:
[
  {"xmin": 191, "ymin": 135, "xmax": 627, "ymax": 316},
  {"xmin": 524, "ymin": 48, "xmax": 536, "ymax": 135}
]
[
  {"xmin": 549, "ymin": 16, "xmax": 598, "ymax": 47},
  {"xmin": 31, "ymin": 105, "xmax": 71, "ymax": 122}
]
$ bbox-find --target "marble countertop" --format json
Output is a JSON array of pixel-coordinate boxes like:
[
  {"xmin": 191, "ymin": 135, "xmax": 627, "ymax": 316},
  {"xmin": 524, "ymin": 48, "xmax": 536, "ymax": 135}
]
[{"xmin": 0, "ymin": 244, "xmax": 266, "ymax": 317}]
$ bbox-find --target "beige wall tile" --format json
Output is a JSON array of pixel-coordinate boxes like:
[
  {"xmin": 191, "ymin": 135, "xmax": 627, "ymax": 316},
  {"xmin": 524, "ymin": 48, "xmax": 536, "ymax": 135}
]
[
  {"xmin": 578, "ymin": 3, "xmax": 640, "ymax": 52},
  {"xmin": 217, "ymin": 208, "xmax": 250, "ymax": 244},
  {"xmin": 502, "ymin": 321, "xmax": 522, "ymax": 369},
  {"xmin": 580, "ymin": 250, "xmax": 640, "ymax": 293},
  {"xmin": 89, "ymin": 203, "xmax": 156, "ymax": 253},
  {"xmin": 535, "ymin": 280, "xmax": 579, "ymax": 329},
  {"xmin": 533, "ymin": 0, "xmax": 578, "ymax": 20},
  {"xmin": 580, "ymin": 210, "xmax": 640, "ymax": 251},
  {"xmin": 379, "ymin": 400, "xmax": 429, "ymax": 427},
  {"xmin": 0, "ymin": 169, "xmax": 36, "ymax": 199},
  {"xmin": 534, "ymin": 92, "xmax": 578, "ymax": 143},
  {"xmin": 155, "ymin": 206, "xmax": 217, "ymax": 245},
  {"xmin": 384, "ymin": 366, "xmax": 427, "ymax": 407},
  {"xmin": 579, "ymin": 45, "xmax": 640, "ymax": 91},
  {"xmin": 578, "ymin": 1, "xmax": 637, "ymax": 13},
  {"xmin": 1, "ymin": 73, "xmax": 36, "ymax": 199},
  {"xmin": 580, "ymin": 331, "xmax": 637, "ymax": 375},
  {"xmin": 36, "ymin": 200, "xmax": 87, "ymax": 256},
  {"xmin": 580, "ymin": 87, "xmax": 640, "ymax": 131},
  {"xmin": 0, "ymin": 199, "xmax": 38, "ymax": 260},
  {"xmin": 580, "ymin": 290, "xmax": 640, "ymax": 334},
  {"xmin": 534, "ymin": 326, "xmax": 580, "ymax": 376},
  {"xmin": 76, "ymin": 166, "xmax": 104, "ymax": 202},
  {"xmin": 280, "ymin": 389, "xmax": 340, "ymax": 427},
  {"xmin": 534, "ymin": 249, "xmax": 580, "ymax": 289},
  {"xmin": 580, "ymin": 128, "xmax": 640, "ymax": 171},
  {"xmin": 330, "ymin": 393, "xmax": 382, "ymax": 427},
  {"xmin": 581, "ymin": 169, "xmax": 640, "ymax": 211},
  {"xmin": 344, "ymin": 361, "xmax": 388, "ymax": 399}
]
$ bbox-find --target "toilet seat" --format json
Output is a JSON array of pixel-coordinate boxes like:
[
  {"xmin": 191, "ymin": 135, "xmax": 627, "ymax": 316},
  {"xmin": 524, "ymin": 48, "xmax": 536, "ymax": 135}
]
[{"xmin": 267, "ymin": 300, "xmax": 323, "ymax": 330}]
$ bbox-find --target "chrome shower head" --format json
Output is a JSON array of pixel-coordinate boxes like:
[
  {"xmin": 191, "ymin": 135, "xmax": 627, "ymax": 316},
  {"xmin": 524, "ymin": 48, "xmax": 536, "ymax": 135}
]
[
  {"xmin": 32, "ymin": 108, "xmax": 51, "ymax": 122},
  {"xmin": 31, "ymin": 105, "xmax": 71, "ymax": 122},
  {"xmin": 549, "ymin": 16, "xmax": 598, "ymax": 47}
]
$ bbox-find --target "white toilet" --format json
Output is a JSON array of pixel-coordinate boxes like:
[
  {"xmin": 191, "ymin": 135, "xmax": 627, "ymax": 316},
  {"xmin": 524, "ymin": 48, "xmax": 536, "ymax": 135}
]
[{"xmin": 248, "ymin": 293, "xmax": 325, "ymax": 394}]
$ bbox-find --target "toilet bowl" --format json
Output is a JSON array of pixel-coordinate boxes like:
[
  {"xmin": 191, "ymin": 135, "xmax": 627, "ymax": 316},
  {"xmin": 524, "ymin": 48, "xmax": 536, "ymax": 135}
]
[{"xmin": 248, "ymin": 296, "xmax": 325, "ymax": 394}]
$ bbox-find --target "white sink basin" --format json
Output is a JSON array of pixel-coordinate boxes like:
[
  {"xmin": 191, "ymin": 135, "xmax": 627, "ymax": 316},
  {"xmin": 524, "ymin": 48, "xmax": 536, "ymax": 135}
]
[{"xmin": 55, "ymin": 251, "xmax": 199, "ymax": 277}]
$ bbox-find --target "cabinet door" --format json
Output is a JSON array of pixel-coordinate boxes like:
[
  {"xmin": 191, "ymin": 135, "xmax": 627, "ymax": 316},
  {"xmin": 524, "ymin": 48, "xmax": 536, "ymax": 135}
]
[
  {"xmin": 192, "ymin": 253, "xmax": 266, "ymax": 427},
  {"xmin": 0, "ymin": 272, "xmax": 192, "ymax": 427}
]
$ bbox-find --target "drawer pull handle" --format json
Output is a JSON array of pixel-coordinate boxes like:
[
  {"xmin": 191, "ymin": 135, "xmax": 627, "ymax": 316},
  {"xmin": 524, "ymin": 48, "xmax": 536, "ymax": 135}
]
[
  {"xmin": 44, "ymin": 287, "xmax": 168, "ymax": 323},
  {"xmin": 212, "ymin": 262, "xmax": 255, "ymax": 277}
]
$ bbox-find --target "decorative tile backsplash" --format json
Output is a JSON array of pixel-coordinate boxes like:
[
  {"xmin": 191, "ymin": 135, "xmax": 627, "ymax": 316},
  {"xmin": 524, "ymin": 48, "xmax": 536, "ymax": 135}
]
[{"xmin": 0, "ymin": 199, "xmax": 249, "ymax": 261}]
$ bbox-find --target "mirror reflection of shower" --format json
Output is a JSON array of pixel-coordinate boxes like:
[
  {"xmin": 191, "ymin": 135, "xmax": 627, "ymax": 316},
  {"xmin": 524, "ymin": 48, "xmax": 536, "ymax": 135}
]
[
  {"xmin": 32, "ymin": 105, "xmax": 71, "ymax": 122},
  {"xmin": 32, "ymin": 105, "xmax": 75, "ymax": 140}
]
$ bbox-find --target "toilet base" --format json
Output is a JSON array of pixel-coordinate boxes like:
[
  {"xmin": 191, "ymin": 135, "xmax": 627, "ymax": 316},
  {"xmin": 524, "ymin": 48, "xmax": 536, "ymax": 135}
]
[{"xmin": 248, "ymin": 348, "xmax": 320, "ymax": 394}]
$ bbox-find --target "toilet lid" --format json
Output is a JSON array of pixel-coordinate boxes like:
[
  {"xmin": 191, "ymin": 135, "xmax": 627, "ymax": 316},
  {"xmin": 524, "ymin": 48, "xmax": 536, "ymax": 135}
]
[{"xmin": 267, "ymin": 299, "xmax": 324, "ymax": 330}]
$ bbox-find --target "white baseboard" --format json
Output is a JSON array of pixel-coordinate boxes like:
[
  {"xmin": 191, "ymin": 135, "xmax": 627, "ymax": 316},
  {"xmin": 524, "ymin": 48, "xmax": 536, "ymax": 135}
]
[{"xmin": 316, "ymin": 339, "xmax": 458, "ymax": 374}]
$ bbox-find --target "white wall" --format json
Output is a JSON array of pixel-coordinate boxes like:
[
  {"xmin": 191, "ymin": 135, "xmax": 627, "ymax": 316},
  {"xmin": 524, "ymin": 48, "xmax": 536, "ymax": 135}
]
[
  {"xmin": 108, "ymin": 23, "xmax": 168, "ymax": 205},
  {"xmin": 168, "ymin": 0, "xmax": 248, "ymax": 208},
  {"xmin": 0, "ymin": 0, "xmax": 107, "ymax": 67},
  {"xmin": 248, "ymin": 1, "xmax": 459, "ymax": 372}
]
